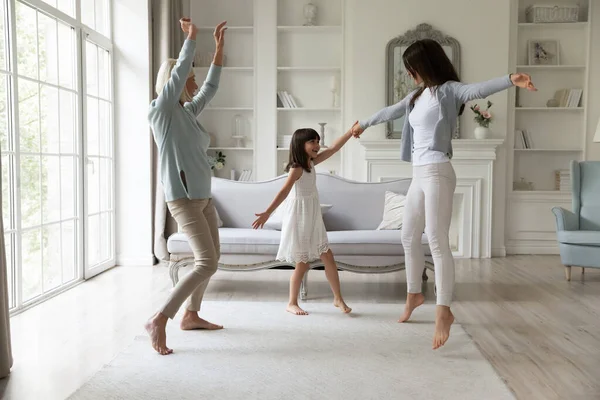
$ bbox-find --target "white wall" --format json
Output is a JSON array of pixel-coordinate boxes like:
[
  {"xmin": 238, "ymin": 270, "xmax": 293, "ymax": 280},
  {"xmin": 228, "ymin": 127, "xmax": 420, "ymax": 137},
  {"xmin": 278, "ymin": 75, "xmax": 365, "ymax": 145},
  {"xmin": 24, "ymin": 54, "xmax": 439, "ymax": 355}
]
[
  {"xmin": 113, "ymin": 0, "xmax": 154, "ymax": 265},
  {"xmin": 586, "ymin": 2, "xmax": 600, "ymax": 160},
  {"xmin": 342, "ymin": 0, "xmax": 511, "ymax": 255}
]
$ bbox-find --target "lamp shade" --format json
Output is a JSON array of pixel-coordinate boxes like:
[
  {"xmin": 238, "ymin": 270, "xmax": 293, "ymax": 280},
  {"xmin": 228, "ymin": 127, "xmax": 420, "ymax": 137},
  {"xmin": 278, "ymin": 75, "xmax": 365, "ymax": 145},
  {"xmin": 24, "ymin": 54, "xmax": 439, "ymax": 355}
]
[{"xmin": 594, "ymin": 117, "xmax": 600, "ymax": 142}]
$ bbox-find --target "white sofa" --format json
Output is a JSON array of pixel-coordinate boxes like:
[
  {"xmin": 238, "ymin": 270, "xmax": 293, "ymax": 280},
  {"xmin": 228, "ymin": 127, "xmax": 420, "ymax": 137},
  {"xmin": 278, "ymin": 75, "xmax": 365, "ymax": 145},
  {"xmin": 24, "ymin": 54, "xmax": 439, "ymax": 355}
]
[{"xmin": 167, "ymin": 174, "xmax": 433, "ymax": 299}]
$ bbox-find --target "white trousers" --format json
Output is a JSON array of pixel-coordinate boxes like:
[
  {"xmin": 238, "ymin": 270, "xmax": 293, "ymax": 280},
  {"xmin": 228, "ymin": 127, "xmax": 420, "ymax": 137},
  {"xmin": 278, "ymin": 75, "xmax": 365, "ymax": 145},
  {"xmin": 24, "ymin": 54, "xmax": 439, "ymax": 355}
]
[{"xmin": 401, "ymin": 162, "xmax": 456, "ymax": 306}]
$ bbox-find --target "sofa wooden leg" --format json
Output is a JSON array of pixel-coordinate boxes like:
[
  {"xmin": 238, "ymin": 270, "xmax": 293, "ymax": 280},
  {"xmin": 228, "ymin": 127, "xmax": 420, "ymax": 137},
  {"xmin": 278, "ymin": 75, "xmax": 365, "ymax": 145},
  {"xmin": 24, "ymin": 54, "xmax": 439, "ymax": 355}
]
[
  {"xmin": 582, "ymin": 267, "xmax": 585, "ymax": 277},
  {"xmin": 565, "ymin": 266, "xmax": 572, "ymax": 281},
  {"xmin": 300, "ymin": 272, "xmax": 308, "ymax": 301}
]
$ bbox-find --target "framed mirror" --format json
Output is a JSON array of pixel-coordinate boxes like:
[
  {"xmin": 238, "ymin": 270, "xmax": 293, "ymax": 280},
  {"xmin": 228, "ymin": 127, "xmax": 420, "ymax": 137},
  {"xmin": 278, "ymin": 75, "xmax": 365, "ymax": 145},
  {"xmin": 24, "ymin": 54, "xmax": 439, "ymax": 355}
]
[{"xmin": 386, "ymin": 23, "xmax": 461, "ymax": 139}]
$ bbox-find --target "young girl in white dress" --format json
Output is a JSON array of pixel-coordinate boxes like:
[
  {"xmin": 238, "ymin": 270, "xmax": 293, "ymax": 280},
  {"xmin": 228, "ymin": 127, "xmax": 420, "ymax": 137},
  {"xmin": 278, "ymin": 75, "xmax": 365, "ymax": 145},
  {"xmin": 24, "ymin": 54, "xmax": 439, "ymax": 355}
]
[{"xmin": 253, "ymin": 126, "xmax": 357, "ymax": 315}]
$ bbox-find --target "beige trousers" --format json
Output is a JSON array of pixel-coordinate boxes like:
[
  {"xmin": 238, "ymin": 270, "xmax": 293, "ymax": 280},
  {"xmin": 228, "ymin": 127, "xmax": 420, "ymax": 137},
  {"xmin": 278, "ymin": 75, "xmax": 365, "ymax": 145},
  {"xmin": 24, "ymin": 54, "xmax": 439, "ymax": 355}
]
[{"xmin": 160, "ymin": 198, "xmax": 220, "ymax": 319}]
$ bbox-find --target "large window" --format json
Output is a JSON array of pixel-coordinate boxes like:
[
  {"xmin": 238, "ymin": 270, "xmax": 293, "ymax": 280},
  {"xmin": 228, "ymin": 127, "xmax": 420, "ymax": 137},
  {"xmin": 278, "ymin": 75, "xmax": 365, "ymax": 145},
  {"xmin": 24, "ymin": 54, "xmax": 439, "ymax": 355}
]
[{"xmin": 1, "ymin": 0, "xmax": 114, "ymax": 313}]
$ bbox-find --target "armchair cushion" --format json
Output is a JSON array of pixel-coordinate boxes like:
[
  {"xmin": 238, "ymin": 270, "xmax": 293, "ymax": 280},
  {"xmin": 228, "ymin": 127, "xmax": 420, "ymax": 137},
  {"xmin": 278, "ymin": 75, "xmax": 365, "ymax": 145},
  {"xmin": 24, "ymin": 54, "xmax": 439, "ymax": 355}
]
[{"xmin": 557, "ymin": 230, "xmax": 600, "ymax": 246}]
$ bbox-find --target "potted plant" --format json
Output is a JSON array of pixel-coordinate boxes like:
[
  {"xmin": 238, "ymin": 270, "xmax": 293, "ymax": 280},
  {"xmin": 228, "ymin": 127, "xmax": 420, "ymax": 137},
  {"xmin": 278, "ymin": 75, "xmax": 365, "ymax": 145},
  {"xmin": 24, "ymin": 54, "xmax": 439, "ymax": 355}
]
[
  {"xmin": 208, "ymin": 151, "xmax": 226, "ymax": 176},
  {"xmin": 470, "ymin": 100, "xmax": 493, "ymax": 139}
]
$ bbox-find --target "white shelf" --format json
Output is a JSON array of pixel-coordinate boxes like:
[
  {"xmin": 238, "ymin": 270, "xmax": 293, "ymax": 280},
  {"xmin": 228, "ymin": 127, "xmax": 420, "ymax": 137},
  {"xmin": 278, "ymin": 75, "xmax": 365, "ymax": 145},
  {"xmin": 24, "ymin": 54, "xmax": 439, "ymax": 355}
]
[
  {"xmin": 515, "ymin": 107, "xmax": 584, "ymax": 111},
  {"xmin": 518, "ymin": 22, "xmax": 587, "ymax": 28},
  {"xmin": 277, "ymin": 108, "xmax": 340, "ymax": 112},
  {"xmin": 516, "ymin": 65, "xmax": 586, "ymax": 70},
  {"xmin": 277, "ymin": 67, "xmax": 341, "ymax": 72},
  {"xmin": 208, "ymin": 147, "xmax": 253, "ymax": 151},
  {"xmin": 277, "ymin": 25, "xmax": 341, "ymax": 32},
  {"xmin": 277, "ymin": 148, "xmax": 289, "ymax": 151},
  {"xmin": 510, "ymin": 190, "xmax": 571, "ymax": 197},
  {"xmin": 514, "ymin": 149, "xmax": 583, "ymax": 152},
  {"xmin": 204, "ymin": 107, "xmax": 254, "ymax": 111},
  {"xmin": 194, "ymin": 67, "xmax": 253, "ymax": 72}
]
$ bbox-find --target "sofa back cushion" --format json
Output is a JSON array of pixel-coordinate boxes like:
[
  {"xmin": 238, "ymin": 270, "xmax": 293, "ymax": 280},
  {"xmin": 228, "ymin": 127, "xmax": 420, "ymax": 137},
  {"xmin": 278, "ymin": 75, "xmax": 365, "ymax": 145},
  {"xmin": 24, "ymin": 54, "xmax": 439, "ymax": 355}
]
[
  {"xmin": 578, "ymin": 161, "xmax": 600, "ymax": 231},
  {"xmin": 210, "ymin": 174, "xmax": 412, "ymax": 231}
]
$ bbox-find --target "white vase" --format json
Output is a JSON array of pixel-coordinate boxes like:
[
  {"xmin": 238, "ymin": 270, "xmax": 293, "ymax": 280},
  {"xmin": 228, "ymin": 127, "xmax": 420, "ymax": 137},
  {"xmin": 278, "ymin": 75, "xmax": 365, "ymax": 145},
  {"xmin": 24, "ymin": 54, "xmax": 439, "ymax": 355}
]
[{"xmin": 474, "ymin": 126, "xmax": 491, "ymax": 139}]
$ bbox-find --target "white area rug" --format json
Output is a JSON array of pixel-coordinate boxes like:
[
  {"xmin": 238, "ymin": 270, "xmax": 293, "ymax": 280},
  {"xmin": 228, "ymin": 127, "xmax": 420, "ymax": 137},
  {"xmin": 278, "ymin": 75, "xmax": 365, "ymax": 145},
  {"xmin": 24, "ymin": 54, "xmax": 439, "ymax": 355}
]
[{"xmin": 70, "ymin": 301, "xmax": 514, "ymax": 400}]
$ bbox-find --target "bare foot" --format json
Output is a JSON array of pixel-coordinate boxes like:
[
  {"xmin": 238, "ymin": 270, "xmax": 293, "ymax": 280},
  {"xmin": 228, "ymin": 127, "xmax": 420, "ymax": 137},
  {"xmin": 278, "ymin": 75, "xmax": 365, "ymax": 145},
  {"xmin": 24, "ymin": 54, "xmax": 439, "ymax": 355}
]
[
  {"xmin": 144, "ymin": 313, "xmax": 173, "ymax": 355},
  {"xmin": 398, "ymin": 293, "xmax": 425, "ymax": 322},
  {"xmin": 433, "ymin": 306, "xmax": 455, "ymax": 350},
  {"xmin": 180, "ymin": 311, "xmax": 223, "ymax": 330},
  {"xmin": 286, "ymin": 304, "xmax": 309, "ymax": 315},
  {"xmin": 334, "ymin": 298, "xmax": 352, "ymax": 313}
]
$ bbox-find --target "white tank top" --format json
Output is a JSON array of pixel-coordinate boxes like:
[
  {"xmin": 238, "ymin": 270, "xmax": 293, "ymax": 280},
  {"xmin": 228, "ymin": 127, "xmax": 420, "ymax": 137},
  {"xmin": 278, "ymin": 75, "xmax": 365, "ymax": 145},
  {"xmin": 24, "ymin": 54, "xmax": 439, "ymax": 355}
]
[{"xmin": 408, "ymin": 88, "xmax": 450, "ymax": 166}]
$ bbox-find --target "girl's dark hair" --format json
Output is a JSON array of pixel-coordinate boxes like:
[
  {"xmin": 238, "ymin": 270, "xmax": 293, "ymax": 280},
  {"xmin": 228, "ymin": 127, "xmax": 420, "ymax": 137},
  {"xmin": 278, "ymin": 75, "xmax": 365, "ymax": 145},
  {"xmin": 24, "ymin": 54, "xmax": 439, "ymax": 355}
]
[
  {"xmin": 403, "ymin": 39, "xmax": 464, "ymax": 115},
  {"xmin": 285, "ymin": 128, "xmax": 320, "ymax": 173}
]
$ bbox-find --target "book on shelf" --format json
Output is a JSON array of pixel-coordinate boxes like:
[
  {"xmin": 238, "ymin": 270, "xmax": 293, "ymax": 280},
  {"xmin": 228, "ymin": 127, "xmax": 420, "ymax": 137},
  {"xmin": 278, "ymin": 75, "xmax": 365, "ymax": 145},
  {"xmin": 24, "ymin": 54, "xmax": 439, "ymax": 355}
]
[
  {"xmin": 553, "ymin": 89, "xmax": 583, "ymax": 108},
  {"xmin": 555, "ymin": 169, "xmax": 570, "ymax": 191},
  {"xmin": 238, "ymin": 169, "xmax": 253, "ymax": 182},
  {"xmin": 277, "ymin": 91, "xmax": 298, "ymax": 108},
  {"xmin": 515, "ymin": 130, "xmax": 534, "ymax": 149}
]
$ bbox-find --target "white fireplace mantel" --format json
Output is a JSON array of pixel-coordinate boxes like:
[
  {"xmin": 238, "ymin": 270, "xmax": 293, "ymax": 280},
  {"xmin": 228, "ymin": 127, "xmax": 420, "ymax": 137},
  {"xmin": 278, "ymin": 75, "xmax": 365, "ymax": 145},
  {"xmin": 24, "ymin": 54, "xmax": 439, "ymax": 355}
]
[{"xmin": 359, "ymin": 139, "xmax": 504, "ymax": 258}]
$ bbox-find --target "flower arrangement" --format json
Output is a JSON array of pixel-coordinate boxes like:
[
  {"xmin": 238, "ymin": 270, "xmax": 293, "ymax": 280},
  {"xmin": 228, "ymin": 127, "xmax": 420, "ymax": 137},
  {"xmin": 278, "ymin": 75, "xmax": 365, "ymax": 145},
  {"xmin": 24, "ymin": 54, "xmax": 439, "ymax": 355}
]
[
  {"xmin": 208, "ymin": 151, "xmax": 226, "ymax": 170},
  {"xmin": 470, "ymin": 100, "xmax": 493, "ymax": 128}
]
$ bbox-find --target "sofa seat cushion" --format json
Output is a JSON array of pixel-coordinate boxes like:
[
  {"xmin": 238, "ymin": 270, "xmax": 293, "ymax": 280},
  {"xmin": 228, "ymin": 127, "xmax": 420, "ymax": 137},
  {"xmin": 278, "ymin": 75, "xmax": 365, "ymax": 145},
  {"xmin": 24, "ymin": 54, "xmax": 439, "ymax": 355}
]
[
  {"xmin": 557, "ymin": 230, "xmax": 600, "ymax": 246},
  {"xmin": 168, "ymin": 229, "xmax": 428, "ymax": 257}
]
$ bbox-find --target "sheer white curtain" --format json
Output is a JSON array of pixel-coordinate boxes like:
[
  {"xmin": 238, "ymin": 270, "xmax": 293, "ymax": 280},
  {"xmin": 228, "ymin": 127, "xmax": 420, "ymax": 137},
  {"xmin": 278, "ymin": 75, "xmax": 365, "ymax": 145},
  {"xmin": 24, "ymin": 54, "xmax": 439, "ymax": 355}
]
[{"xmin": 0, "ymin": 156, "xmax": 12, "ymax": 378}]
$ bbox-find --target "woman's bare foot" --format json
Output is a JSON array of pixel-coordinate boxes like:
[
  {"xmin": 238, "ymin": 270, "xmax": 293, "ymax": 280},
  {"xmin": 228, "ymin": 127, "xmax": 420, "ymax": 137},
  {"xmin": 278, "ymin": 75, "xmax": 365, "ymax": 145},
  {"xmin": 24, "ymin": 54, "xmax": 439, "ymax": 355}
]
[
  {"xmin": 334, "ymin": 298, "xmax": 352, "ymax": 313},
  {"xmin": 144, "ymin": 312, "xmax": 173, "ymax": 355},
  {"xmin": 433, "ymin": 306, "xmax": 454, "ymax": 350},
  {"xmin": 398, "ymin": 293, "xmax": 425, "ymax": 322},
  {"xmin": 287, "ymin": 303, "xmax": 309, "ymax": 315},
  {"xmin": 180, "ymin": 311, "xmax": 223, "ymax": 330}
]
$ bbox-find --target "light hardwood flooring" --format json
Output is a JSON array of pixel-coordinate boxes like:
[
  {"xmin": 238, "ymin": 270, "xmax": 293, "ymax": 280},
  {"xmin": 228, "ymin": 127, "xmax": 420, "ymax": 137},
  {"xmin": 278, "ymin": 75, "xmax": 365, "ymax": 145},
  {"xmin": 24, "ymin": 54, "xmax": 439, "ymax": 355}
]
[{"xmin": 1, "ymin": 256, "xmax": 599, "ymax": 400}]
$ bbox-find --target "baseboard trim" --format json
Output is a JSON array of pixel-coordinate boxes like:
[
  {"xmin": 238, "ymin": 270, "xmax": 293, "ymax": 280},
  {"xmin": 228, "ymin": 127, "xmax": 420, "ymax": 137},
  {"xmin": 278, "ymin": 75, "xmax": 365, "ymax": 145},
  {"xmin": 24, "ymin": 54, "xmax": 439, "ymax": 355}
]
[
  {"xmin": 506, "ymin": 241, "xmax": 559, "ymax": 255},
  {"xmin": 116, "ymin": 254, "xmax": 155, "ymax": 266},
  {"xmin": 491, "ymin": 247, "xmax": 506, "ymax": 257}
]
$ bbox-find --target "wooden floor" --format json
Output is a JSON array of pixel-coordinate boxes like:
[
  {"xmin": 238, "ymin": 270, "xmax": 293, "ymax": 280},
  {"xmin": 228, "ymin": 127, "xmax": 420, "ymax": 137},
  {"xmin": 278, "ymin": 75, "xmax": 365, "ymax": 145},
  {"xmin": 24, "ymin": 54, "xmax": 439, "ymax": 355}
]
[{"xmin": 1, "ymin": 255, "xmax": 599, "ymax": 400}]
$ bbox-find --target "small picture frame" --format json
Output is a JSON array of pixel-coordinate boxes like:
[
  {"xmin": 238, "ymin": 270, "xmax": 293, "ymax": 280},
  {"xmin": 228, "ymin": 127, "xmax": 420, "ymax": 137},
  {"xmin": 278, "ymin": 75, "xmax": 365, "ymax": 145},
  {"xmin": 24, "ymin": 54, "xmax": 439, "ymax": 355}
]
[{"xmin": 528, "ymin": 40, "xmax": 560, "ymax": 65}]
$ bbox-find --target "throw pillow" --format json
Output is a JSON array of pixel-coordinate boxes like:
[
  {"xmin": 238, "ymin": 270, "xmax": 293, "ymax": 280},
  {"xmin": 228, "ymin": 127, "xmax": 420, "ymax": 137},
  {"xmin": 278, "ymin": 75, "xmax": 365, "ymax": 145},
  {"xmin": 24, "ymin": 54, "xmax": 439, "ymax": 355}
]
[
  {"xmin": 376, "ymin": 191, "xmax": 406, "ymax": 230},
  {"xmin": 264, "ymin": 204, "xmax": 333, "ymax": 230}
]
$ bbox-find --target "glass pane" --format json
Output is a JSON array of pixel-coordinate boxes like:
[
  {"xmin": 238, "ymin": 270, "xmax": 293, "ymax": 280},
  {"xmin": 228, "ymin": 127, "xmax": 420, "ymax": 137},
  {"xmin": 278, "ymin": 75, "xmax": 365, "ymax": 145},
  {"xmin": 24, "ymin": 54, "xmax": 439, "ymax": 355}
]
[
  {"xmin": 0, "ymin": 2, "xmax": 6, "ymax": 71},
  {"xmin": 86, "ymin": 42, "xmax": 98, "ymax": 96},
  {"xmin": 62, "ymin": 220, "xmax": 75, "ymax": 282},
  {"xmin": 87, "ymin": 157, "xmax": 99, "ymax": 215},
  {"xmin": 99, "ymin": 212, "xmax": 112, "ymax": 262},
  {"xmin": 86, "ymin": 97, "xmax": 98, "ymax": 155},
  {"xmin": 41, "ymin": 156, "xmax": 60, "ymax": 223},
  {"xmin": 87, "ymin": 214, "xmax": 99, "ymax": 267},
  {"xmin": 41, "ymin": 85, "xmax": 60, "ymax": 153},
  {"xmin": 5, "ymin": 233, "xmax": 13, "ymax": 309},
  {"xmin": 16, "ymin": 2, "xmax": 38, "ymax": 79},
  {"xmin": 98, "ymin": 100, "xmax": 110, "ymax": 156},
  {"xmin": 19, "ymin": 80, "xmax": 40, "ymax": 153},
  {"xmin": 59, "ymin": 90, "xmax": 76, "ymax": 153},
  {"xmin": 20, "ymin": 155, "xmax": 41, "ymax": 228},
  {"xmin": 82, "ymin": 0, "xmax": 95, "ymax": 30},
  {"xmin": 99, "ymin": 158, "xmax": 111, "ymax": 211},
  {"xmin": 95, "ymin": 0, "xmax": 109, "ymax": 37},
  {"xmin": 57, "ymin": 0, "xmax": 74, "ymax": 17},
  {"xmin": 42, "ymin": 224, "xmax": 61, "ymax": 291},
  {"xmin": 2, "ymin": 154, "xmax": 11, "ymax": 230},
  {"xmin": 98, "ymin": 48, "xmax": 110, "ymax": 100},
  {"xmin": 0, "ymin": 75, "xmax": 7, "ymax": 151},
  {"xmin": 38, "ymin": 13, "xmax": 58, "ymax": 85},
  {"xmin": 57, "ymin": 23, "xmax": 75, "ymax": 89},
  {"xmin": 22, "ymin": 228, "xmax": 42, "ymax": 301},
  {"xmin": 60, "ymin": 156, "xmax": 75, "ymax": 219}
]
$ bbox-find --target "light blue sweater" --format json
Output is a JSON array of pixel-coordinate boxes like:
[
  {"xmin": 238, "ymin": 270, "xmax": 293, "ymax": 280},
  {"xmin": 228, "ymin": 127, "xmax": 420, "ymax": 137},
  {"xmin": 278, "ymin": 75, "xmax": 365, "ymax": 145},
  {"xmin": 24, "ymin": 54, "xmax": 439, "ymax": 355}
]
[
  {"xmin": 359, "ymin": 75, "xmax": 513, "ymax": 162},
  {"xmin": 149, "ymin": 39, "xmax": 222, "ymax": 202}
]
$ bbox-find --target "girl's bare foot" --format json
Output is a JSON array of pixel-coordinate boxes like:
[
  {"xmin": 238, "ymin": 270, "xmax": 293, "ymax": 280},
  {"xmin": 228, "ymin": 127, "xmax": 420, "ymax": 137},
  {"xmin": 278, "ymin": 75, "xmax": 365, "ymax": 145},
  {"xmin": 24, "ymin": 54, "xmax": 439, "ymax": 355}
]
[
  {"xmin": 180, "ymin": 311, "xmax": 223, "ymax": 330},
  {"xmin": 334, "ymin": 298, "xmax": 352, "ymax": 313},
  {"xmin": 398, "ymin": 293, "xmax": 425, "ymax": 322},
  {"xmin": 144, "ymin": 313, "xmax": 173, "ymax": 355},
  {"xmin": 433, "ymin": 306, "xmax": 454, "ymax": 350},
  {"xmin": 287, "ymin": 303, "xmax": 309, "ymax": 315}
]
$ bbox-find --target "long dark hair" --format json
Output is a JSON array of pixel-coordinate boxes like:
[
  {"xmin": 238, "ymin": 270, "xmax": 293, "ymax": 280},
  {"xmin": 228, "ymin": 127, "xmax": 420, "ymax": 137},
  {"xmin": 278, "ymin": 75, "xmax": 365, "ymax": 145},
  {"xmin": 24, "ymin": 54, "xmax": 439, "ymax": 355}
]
[
  {"xmin": 403, "ymin": 39, "xmax": 464, "ymax": 115},
  {"xmin": 285, "ymin": 128, "xmax": 320, "ymax": 173}
]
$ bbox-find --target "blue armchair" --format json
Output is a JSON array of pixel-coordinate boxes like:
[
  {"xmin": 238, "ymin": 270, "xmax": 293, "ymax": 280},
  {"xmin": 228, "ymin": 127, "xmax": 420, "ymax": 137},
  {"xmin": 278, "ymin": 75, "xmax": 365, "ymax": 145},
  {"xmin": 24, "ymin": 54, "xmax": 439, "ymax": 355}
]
[{"xmin": 552, "ymin": 161, "xmax": 600, "ymax": 281}]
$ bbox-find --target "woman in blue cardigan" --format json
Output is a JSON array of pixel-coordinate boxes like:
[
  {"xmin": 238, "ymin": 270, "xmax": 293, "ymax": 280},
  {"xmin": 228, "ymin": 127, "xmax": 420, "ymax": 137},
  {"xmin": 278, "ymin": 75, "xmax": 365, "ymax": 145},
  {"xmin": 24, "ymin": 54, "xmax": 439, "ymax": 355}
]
[{"xmin": 353, "ymin": 39, "xmax": 537, "ymax": 349}]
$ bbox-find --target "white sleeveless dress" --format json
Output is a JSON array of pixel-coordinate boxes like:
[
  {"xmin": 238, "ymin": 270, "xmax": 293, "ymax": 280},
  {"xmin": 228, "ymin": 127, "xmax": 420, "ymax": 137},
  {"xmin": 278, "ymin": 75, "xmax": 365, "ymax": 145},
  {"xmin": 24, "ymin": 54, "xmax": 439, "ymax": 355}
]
[{"xmin": 276, "ymin": 165, "xmax": 329, "ymax": 264}]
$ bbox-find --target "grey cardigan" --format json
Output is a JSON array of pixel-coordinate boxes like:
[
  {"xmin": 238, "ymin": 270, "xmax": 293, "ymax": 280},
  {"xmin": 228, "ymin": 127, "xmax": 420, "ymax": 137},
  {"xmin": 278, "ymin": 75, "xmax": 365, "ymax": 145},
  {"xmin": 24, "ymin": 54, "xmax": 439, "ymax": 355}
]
[{"xmin": 359, "ymin": 75, "xmax": 513, "ymax": 162}]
